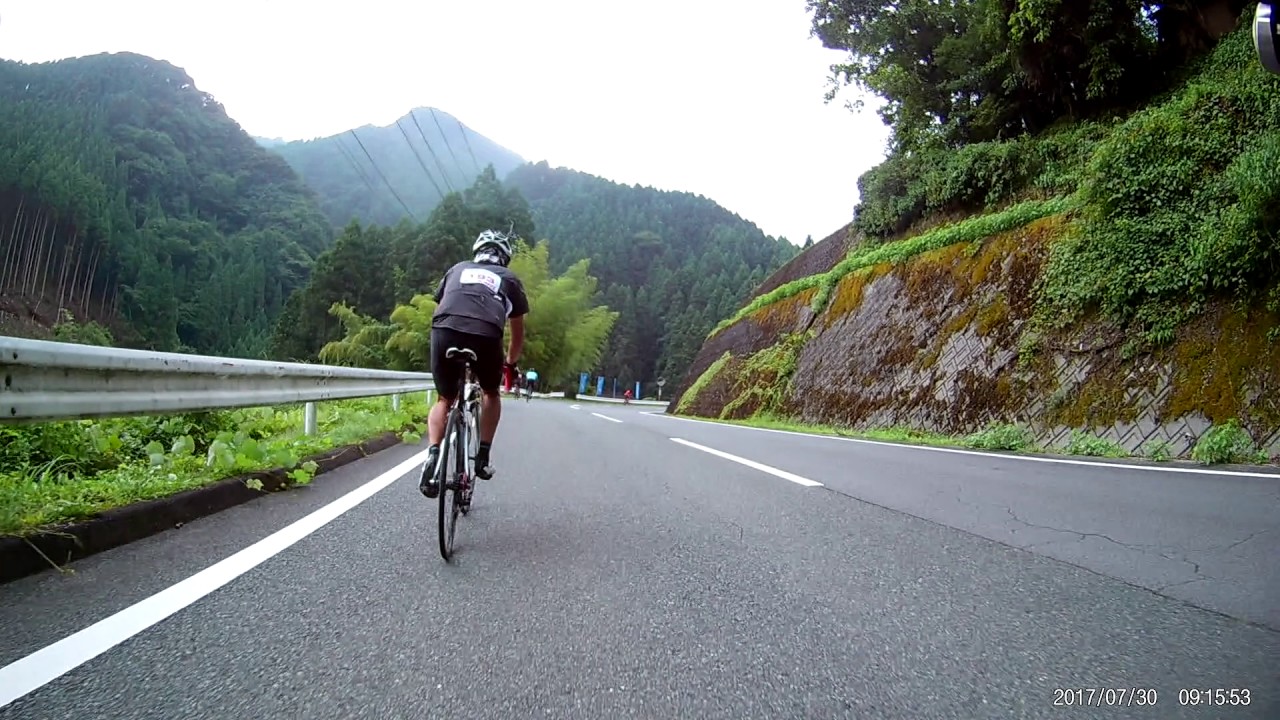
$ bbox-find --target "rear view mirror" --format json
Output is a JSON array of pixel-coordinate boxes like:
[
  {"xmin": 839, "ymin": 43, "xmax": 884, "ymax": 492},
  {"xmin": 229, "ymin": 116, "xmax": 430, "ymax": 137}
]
[{"xmin": 1255, "ymin": 2, "xmax": 1280, "ymax": 74}]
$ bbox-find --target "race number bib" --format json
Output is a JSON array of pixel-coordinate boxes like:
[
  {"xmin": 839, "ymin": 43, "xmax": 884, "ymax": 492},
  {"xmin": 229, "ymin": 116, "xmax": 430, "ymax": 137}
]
[{"xmin": 459, "ymin": 267, "xmax": 501, "ymax": 293}]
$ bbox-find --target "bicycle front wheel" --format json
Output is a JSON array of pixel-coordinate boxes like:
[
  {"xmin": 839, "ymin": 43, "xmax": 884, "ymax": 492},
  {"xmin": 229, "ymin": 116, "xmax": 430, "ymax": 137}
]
[{"xmin": 437, "ymin": 409, "xmax": 462, "ymax": 561}]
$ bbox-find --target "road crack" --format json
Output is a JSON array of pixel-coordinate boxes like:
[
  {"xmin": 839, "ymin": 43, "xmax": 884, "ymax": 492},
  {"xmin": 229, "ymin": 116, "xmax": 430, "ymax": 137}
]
[
  {"xmin": 1002, "ymin": 507, "xmax": 1146, "ymax": 551},
  {"xmin": 1001, "ymin": 506, "xmax": 1244, "ymax": 591}
]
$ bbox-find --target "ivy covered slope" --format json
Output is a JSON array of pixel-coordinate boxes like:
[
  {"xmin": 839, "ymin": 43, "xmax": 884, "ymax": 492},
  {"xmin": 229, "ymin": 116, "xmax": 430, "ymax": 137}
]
[
  {"xmin": 268, "ymin": 108, "xmax": 526, "ymax": 229},
  {"xmin": 0, "ymin": 52, "xmax": 333, "ymax": 356},
  {"xmin": 669, "ymin": 22, "xmax": 1280, "ymax": 464},
  {"xmin": 504, "ymin": 161, "xmax": 800, "ymax": 386}
]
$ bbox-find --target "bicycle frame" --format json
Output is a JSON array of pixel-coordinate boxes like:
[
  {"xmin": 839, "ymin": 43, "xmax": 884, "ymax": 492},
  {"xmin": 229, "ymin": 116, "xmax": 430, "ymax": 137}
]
[{"xmin": 436, "ymin": 350, "xmax": 483, "ymax": 560}]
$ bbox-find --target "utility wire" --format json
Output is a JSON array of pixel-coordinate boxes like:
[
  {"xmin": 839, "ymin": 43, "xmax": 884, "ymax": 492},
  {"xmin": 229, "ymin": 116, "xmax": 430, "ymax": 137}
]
[
  {"xmin": 394, "ymin": 118, "xmax": 447, "ymax": 202},
  {"xmin": 454, "ymin": 116, "xmax": 482, "ymax": 176},
  {"xmin": 409, "ymin": 110, "xmax": 457, "ymax": 194},
  {"xmin": 348, "ymin": 128, "xmax": 418, "ymax": 222},
  {"xmin": 429, "ymin": 108, "xmax": 467, "ymax": 183},
  {"xmin": 334, "ymin": 135, "xmax": 378, "ymax": 194}
]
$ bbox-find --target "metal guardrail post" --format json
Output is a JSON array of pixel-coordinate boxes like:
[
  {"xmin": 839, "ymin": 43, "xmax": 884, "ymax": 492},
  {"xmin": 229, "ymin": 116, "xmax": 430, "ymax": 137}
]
[
  {"xmin": 392, "ymin": 394, "xmax": 401, "ymax": 412},
  {"xmin": 304, "ymin": 402, "xmax": 318, "ymax": 436}
]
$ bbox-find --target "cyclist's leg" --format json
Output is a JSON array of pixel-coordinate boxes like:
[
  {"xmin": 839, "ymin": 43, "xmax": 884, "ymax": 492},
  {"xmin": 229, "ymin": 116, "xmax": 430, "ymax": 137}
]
[
  {"xmin": 472, "ymin": 334, "xmax": 505, "ymax": 478},
  {"xmin": 421, "ymin": 327, "xmax": 461, "ymax": 497}
]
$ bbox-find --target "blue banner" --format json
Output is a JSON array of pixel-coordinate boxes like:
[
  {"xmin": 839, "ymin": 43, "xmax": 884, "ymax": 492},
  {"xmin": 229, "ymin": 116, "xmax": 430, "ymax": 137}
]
[
  {"xmin": 635, "ymin": 381, "xmax": 641, "ymax": 399},
  {"xmin": 596, "ymin": 376, "xmax": 605, "ymax": 396},
  {"xmin": 579, "ymin": 372, "xmax": 589, "ymax": 394}
]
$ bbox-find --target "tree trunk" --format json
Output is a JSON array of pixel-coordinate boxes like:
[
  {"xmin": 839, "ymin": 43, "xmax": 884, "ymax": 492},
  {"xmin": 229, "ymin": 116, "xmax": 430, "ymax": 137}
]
[
  {"xmin": 0, "ymin": 200, "xmax": 14, "ymax": 291},
  {"xmin": 56, "ymin": 232, "xmax": 73, "ymax": 313},
  {"xmin": 36, "ymin": 214, "xmax": 56, "ymax": 313},
  {"xmin": 83, "ymin": 241, "xmax": 102, "ymax": 317},
  {"xmin": 68, "ymin": 234, "xmax": 83, "ymax": 313}
]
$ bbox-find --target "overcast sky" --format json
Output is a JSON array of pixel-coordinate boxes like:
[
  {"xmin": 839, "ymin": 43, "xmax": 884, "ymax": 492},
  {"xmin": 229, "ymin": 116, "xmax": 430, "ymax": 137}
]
[{"xmin": 0, "ymin": 0, "xmax": 891, "ymax": 244}]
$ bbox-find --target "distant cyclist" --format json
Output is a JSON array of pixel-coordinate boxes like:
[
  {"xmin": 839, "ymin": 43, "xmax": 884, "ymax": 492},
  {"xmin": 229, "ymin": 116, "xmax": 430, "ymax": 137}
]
[
  {"xmin": 419, "ymin": 229, "xmax": 529, "ymax": 498},
  {"xmin": 525, "ymin": 368, "xmax": 539, "ymax": 398}
]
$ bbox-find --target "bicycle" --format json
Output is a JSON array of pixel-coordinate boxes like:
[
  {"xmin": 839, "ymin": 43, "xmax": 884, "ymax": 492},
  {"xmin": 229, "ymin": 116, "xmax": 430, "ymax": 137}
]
[{"xmin": 432, "ymin": 346, "xmax": 483, "ymax": 561}]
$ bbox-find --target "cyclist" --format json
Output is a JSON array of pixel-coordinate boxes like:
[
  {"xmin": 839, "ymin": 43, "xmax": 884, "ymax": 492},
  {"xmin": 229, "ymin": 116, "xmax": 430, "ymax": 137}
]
[
  {"xmin": 419, "ymin": 229, "xmax": 529, "ymax": 498},
  {"xmin": 524, "ymin": 367, "xmax": 539, "ymax": 398}
]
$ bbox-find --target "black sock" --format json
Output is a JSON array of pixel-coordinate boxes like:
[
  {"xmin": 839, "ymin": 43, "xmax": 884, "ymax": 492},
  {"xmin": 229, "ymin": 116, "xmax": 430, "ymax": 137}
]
[{"xmin": 477, "ymin": 441, "xmax": 491, "ymax": 463}]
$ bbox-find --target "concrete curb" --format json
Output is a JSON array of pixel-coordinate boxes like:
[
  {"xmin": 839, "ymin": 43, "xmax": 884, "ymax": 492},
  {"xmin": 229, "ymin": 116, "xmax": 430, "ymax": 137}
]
[{"xmin": 0, "ymin": 431, "xmax": 407, "ymax": 585}]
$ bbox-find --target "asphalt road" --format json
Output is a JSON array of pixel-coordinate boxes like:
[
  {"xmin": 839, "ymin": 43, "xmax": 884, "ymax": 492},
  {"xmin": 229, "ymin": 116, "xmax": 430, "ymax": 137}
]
[{"xmin": 1, "ymin": 399, "xmax": 1277, "ymax": 719}]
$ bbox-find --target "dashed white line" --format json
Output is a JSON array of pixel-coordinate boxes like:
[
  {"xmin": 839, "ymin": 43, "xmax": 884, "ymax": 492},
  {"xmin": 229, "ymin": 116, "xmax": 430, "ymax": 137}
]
[
  {"xmin": 592, "ymin": 412, "xmax": 623, "ymax": 423},
  {"xmin": 643, "ymin": 412, "xmax": 1280, "ymax": 479},
  {"xmin": 569, "ymin": 404, "xmax": 581, "ymax": 410},
  {"xmin": 670, "ymin": 437, "xmax": 823, "ymax": 487},
  {"xmin": 0, "ymin": 449, "xmax": 431, "ymax": 710}
]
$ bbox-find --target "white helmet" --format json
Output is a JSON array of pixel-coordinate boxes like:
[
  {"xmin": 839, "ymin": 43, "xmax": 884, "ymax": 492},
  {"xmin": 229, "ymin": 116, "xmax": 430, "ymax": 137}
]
[{"xmin": 473, "ymin": 229, "xmax": 514, "ymax": 266}]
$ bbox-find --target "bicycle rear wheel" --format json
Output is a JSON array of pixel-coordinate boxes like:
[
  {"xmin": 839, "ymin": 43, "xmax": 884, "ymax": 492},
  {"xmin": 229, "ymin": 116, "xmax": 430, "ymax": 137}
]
[{"xmin": 437, "ymin": 407, "xmax": 463, "ymax": 560}]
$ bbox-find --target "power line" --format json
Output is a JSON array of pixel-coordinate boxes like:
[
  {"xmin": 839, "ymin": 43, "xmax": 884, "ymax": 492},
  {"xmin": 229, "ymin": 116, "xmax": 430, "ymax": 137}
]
[
  {"xmin": 409, "ymin": 110, "xmax": 457, "ymax": 194},
  {"xmin": 394, "ymin": 118, "xmax": 447, "ymax": 202},
  {"xmin": 334, "ymin": 135, "xmax": 378, "ymax": 194},
  {"xmin": 454, "ymin": 116, "xmax": 482, "ymax": 176},
  {"xmin": 348, "ymin": 129, "xmax": 418, "ymax": 222},
  {"xmin": 429, "ymin": 108, "xmax": 466, "ymax": 182}
]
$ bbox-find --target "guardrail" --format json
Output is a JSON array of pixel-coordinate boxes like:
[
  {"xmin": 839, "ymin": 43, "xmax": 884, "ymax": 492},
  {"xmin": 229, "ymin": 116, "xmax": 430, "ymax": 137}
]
[
  {"xmin": 0, "ymin": 336, "xmax": 435, "ymax": 434},
  {"xmin": 571, "ymin": 394, "xmax": 668, "ymax": 407}
]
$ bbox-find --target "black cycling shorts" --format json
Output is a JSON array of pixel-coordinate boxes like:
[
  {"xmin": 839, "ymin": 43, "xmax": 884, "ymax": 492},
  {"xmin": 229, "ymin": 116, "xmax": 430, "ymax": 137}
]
[{"xmin": 430, "ymin": 326, "xmax": 503, "ymax": 399}]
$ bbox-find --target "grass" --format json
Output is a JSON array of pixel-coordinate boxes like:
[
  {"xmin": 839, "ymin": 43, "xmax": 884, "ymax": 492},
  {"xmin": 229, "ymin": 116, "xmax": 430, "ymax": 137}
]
[{"xmin": 0, "ymin": 395, "xmax": 428, "ymax": 537}]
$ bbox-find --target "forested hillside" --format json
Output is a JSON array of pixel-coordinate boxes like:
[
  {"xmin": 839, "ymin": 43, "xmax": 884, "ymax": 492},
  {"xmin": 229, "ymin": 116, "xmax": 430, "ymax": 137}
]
[
  {"xmin": 270, "ymin": 167, "xmax": 620, "ymax": 388},
  {"xmin": 502, "ymin": 162, "xmax": 800, "ymax": 385},
  {"xmin": 269, "ymin": 167, "xmax": 535, "ymax": 362},
  {"xmin": 0, "ymin": 52, "xmax": 332, "ymax": 355},
  {"xmin": 270, "ymin": 108, "xmax": 525, "ymax": 229}
]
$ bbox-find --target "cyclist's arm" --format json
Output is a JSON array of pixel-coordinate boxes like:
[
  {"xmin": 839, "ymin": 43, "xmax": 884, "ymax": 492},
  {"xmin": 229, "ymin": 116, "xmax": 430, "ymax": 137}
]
[
  {"xmin": 432, "ymin": 269, "xmax": 449, "ymax": 302},
  {"xmin": 504, "ymin": 275, "xmax": 530, "ymax": 366},
  {"xmin": 506, "ymin": 314, "xmax": 524, "ymax": 365}
]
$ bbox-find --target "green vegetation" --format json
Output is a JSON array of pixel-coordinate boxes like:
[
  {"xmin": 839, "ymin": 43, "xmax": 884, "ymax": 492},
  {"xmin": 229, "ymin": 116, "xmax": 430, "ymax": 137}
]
[
  {"xmin": 803, "ymin": 5, "xmax": 1280, "ymax": 348},
  {"xmin": 1190, "ymin": 419, "xmax": 1270, "ymax": 464},
  {"xmin": 1034, "ymin": 31, "xmax": 1280, "ymax": 345},
  {"xmin": 720, "ymin": 331, "xmax": 812, "ymax": 419},
  {"xmin": 963, "ymin": 422, "xmax": 1036, "ymax": 452},
  {"xmin": 51, "ymin": 310, "xmax": 114, "ymax": 348},
  {"xmin": 269, "ymin": 108, "xmax": 526, "ymax": 228},
  {"xmin": 1064, "ymin": 431, "xmax": 1127, "ymax": 459},
  {"xmin": 675, "ymin": 351, "xmax": 732, "ymax": 415},
  {"xmin": 502, "ymin": 162, "xmax": 800, "ymax": 385},
  {"xmin": 0, "ymin": 52, "xmax": 332, "ymax": 356},
  {"xmin": 0, "ymin": 396, "xmax": 427, "ymax": 536},
  {"xmin": 318, "ymin": 239, "xmax": 619, "ymax": 386},
  {"xmin": 709, "ymin": 195, "xmax": 1071, "ymax": 337},
  {"xmin": 267, "ymin": 166, "xmax": 536, "ymax": 363}
]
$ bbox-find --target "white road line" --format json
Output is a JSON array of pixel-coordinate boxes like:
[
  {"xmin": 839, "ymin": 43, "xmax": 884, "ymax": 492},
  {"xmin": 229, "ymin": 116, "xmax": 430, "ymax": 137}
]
[
  {"xmin": 0, "ymin": 448, "xmax": 431, "ymax": 710},
  {"xmin": 569, "ymin": 404, "xmax": 581, "ymax": 410},
  {"xmin": 592, "ymin": 412, "xmax": 623, "ymax": 423},
  {"xmin": 643, "ymin": 412, "xmax": 1280, "ymax": 479},
  {"xmin": 670, "ymin": 437, "xmax": 823, "ymax": 487}
]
